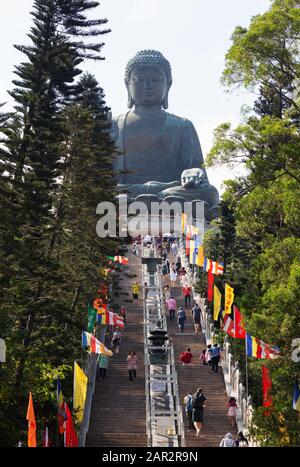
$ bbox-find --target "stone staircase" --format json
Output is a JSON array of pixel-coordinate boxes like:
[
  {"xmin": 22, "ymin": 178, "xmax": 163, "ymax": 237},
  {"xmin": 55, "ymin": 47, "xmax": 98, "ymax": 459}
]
[
  {"xmin": 167, "ymin": 280, "xmax": 237, "ymax": 447},
  {"xmin": 86, "ymin": 246, "xmax": 235, "ymax": 447},
  {"xmin": 86, "ymin": 251, "xmax": 147, "ymax": 447}
]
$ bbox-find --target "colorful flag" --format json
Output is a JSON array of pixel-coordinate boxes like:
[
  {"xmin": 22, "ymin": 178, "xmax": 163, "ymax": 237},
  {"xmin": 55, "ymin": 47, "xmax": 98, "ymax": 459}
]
[
  {"xmin": 233, "ymin": 306, "xmax": 246, "ymax": 338},
  {"xmin": 207, "ymin": 271, "xmax": 214, "ymax": 303},
  {"xmin": 293, "ymin": 381, "xmax": 300, "ymax": 412},
  {"xmin": 42, "ymin": 427, "xmax": 50, "ymax": 447},
  {"xmin": 96, "ymin": 309, "xmax": 124, "ymax": 328},
  {"xmin": 181, "ymin": 213, "xmax": 187, "ymax": 234},
  {"xmin": 26, "ymin": 392, "xmax": 37, "ymax": 447},
  {"xmin": 87, "ymin": 303, "xmax": 97, "ymax": 333},
  {"xmin": 224, "ymin": 283, "xmax": 234, "ymax": 314},
  {"xmin": 262, "ymin": 366, "xmax": 273, "ymax": 416},
  {"xmin": 196, "ymin": 245, "xmax": 204, "ymax": 267},
  {"xmin": 213, "ymin": 285, "xmax": 221, "ymax": 321},
  {"xmin": 246, "ymin": 333, "xmax": 280, "ymax": 358},
  {"xmin": 82, "ymin": 331, "xmax": 113, "ymax": 356},
  {"xmin": 57, "ymin": 380, "xmax": 67, "ymax": 434},
  {"xmin": 73, "ymin": 362, "xmax": 88, "ymax": 423},
  {"xmin": 189, "ymin": 240, "xmax": 195, "ymax": 264},
  {"xmin": 64, "ymin": 403, "xmax": 78, "ymax": 448},
  {"xmin": 223, "ymin": 308, "xmax": 246, "ymax": 338},
  {"xmin": 107, "ymin": 255, "xmax": 128, "ymax": 264},
  {"xmin": 211, "ymin": 261, "xmax": 224, "ymax": 275}
]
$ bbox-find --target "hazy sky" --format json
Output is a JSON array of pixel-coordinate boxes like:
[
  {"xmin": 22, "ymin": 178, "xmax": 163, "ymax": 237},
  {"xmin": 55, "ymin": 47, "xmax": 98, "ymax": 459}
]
[{"xmin": 0, "ymin": 0, "xmax": 271, "ymax": 193}]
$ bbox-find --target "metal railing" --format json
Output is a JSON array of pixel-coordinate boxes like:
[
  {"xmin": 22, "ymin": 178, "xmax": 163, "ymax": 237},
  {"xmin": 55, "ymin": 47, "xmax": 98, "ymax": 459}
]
[{"xmin": 142, "ymin": 238, "xmax": 185, "ymax": 447}]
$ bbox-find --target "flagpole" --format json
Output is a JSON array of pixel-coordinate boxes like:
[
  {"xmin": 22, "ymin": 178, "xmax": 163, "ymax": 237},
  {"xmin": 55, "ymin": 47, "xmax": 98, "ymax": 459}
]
[
  {"xmin": 245, "ymin": 336, "xmax": 249, "ymax": 403},
  {"xmin": 56, "ymin": 379, "xmax": 59, "ymax": 448}
]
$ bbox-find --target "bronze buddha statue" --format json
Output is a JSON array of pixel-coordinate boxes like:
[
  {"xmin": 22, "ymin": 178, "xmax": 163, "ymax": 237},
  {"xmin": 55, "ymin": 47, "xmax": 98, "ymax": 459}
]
[{"xmin": 112, "ymin": 50, "xmax": 219, "ymax": 219}]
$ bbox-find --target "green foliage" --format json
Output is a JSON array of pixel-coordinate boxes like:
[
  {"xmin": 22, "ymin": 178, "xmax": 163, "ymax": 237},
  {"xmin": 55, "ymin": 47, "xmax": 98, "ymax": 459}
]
[
  {"xmin": 0, "ymin": 1, "xmax": 119, "ymax": 447},
  {"xmin": 200, "ymin": 0, "xmax": 300, "ymax": 446}
]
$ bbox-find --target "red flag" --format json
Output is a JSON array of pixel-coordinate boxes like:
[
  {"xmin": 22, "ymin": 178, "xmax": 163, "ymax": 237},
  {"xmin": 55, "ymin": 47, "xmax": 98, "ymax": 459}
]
[
  {"xmin": 262, "ymin": 366, "xmax": 273, "ymax": 416},
  {"xmin": 26, "ymin": 392, "xmax": 37, "ymax": 447},
  {"xmin": 233, "ymin": 306, "xmax": 246, "ymax": 338},
  {"xmin": 222, "ymin": 307, "xmax": 246, "ymax": 338},
  {"xmin": 207, "ymin": 271, "xmax": 214, "ymax": 302},
  {"xmin": 64, "ymin": 403, "xmax": 78, "ymax": 447}
]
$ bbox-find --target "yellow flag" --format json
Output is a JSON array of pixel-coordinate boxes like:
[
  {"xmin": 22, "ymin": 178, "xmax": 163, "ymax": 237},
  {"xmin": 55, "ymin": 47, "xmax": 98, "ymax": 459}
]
[
  {"xmin": 196, "ymin": 245, "xmax": 204, "ymax": 267},
  {"xmin": 189, "ymin": 240, "xmax": 195, "ymax": 264},
  {"xmin": 181, "ymin": 213, "xmax": 187, "ymax": 233},
  {"xmin": 73, "ymin": 362, "xmax": 88, "ymax": 423},
  {"xmin": 213, "ymin": 285, "xmax": 221, "ymax": 321},
  {"xmin": 224, "ymin": 283, "xmax": 234, "ymax": 314}
]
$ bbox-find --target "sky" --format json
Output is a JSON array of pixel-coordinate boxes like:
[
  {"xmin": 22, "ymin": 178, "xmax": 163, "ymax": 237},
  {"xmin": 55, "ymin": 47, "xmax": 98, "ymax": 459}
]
[{"xmin": 0, "ymin": 0, "xmax": 271, "ymax": 193}]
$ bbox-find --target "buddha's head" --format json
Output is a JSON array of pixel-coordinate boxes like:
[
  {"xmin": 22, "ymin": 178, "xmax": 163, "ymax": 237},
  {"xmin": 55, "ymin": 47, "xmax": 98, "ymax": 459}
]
[{"xmin": 125, "ymin": 50, "xmax": 172, "ymax": 109}]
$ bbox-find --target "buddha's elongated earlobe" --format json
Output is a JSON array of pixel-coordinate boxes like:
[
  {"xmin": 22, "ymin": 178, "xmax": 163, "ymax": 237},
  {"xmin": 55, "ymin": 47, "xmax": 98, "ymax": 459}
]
[
  {"xmin": 125, "ymin": 79, "xmax": 134, "ymax": 108},
  {"xmin": 162, "ymin": 84, "xmax": 172, "ymax": 109}
]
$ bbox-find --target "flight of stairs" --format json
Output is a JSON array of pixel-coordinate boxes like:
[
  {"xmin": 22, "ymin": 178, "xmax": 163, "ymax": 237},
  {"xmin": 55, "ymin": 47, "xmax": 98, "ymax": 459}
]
[
  {"xmin": 86, "ymin": 250, "xmax": 147, "ymax": 447},
  {"xmin": 167, "ymin": 276, "xmax": 237, "ymax": 447}
]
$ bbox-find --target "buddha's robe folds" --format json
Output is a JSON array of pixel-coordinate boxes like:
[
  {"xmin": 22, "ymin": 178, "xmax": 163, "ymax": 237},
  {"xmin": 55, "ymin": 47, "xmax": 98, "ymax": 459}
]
[{"xmin": 112, "ymin": 112, "xmax": 207, "ymax": 197}]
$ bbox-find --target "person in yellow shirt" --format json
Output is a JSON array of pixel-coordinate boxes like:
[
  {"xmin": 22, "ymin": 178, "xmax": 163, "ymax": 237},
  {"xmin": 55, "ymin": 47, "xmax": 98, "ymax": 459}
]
[{"xmin": 132, "ymin": 281, "xmax": 140, "ymax": 300}]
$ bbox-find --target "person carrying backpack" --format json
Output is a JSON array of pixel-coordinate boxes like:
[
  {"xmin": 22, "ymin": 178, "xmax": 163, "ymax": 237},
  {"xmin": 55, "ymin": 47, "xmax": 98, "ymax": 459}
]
[
  {"xmin": 192, "ymin": 388, "xmax": 207, "ymax": 437},
  {"xmin": 219, "ymin": 432, "xmax": 236, "ymax": 447},
  {"xmin": 183, "ymin": 392, "xmax": 194, "ymax": 430},
  {"xmin": 177, "ymin": 307, "xmax": 187, "ymax": 333}
]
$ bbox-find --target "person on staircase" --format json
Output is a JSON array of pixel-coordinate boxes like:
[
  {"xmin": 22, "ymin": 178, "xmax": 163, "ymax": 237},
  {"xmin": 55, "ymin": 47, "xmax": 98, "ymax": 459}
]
[
  {"xmin": 111, "ymin": 328, "xmax": 121, "ymax": 354},
  {"xmin": 127, "ymin": 351, "xmax": 138, "ymax": 381},
  {"xmin": 132, "ymin": 281, "xmax": 140, "ymax": 300},
  {"xmin": 182, "ymin": 284, "xmax": 191, "ymax": 308},
  {"xmin": 219, "ymin": 432, "xmax": 236, "ymax": 447},
  {"xmin": 192, "ymin": 388, "xmax": 207, "ymax": 437},
  {"xmin": 166, "ymin": 296, "xmax": 177, "ymax": 322},
  {"xmin": 209, "ymin": 343, "xmax": 221, "ymax": 373},
  {"xmin": 180, "ymin": 347, "xmax": 193, "ymax": 366},
  {"xmin": 163, "ymin": 284, "xmax": 171, "ymax": 301},
  {"xmin": 226, "ymin": 397, "xmax": 238, "ymax": 427},
  {"xmin": 144, "ymin": 282, "xmax": 149, "ymax": 300},
  {"xmin": 191, "ymin": 302, "xmax": 202, "ymax": 334},
  {"xmin": 98, "ymin": 353, "xmax": 109, "ymax": 380},
  {"xmin": 183, "ymin": 391, "xmax": 195, "ymax": 430},
  {"xmin": 205, "ymin": 344, "xmax": 212, "ymax": 366},
  {"xmin": 200, "ymin": 349, "xmax": 207, "ymax": 365},
  {"xmin": 170, "ymin": 267, "xmax": 177, "ymax": 287},
  {"xmin": 177, "ymin": 306, "xmax": 187, "ymax": 333},
  {"xmin": 132, "ymin": 241, "xmax": 139, "ymax": 256},
  {"xmin": 119, "ymin": 305, "xmax": 127, "ymax": 324},
  {"xmin": 236, "ymin": 431, "xmax": 249, "ymax": 447}
]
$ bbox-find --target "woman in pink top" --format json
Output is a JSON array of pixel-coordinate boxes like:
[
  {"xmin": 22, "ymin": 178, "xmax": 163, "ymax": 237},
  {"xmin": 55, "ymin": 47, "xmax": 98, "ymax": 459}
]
[
  {"xmin": 166, "ymin": 296, "xmax": 177, "ymax": 322},
  {"xmin": 127, "ymin": 351, "xmax": 138, "ymax": 381}
]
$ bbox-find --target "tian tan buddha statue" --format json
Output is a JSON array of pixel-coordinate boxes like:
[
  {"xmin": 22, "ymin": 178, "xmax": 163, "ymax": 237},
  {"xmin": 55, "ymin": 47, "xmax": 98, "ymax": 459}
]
[{"xmin": 112, "ymin": 50, "xmax": 219, "ymax": 220}]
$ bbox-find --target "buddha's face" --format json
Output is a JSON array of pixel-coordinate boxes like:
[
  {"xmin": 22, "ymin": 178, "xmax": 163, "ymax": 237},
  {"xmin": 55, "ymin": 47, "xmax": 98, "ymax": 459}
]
[
  {"xmin": 127, "ymin": 65, "xmax": 169, "ymax": 107},
  {"xmin": 181, "ymin": 168, "xmax": 205, "ymax": 188}
]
